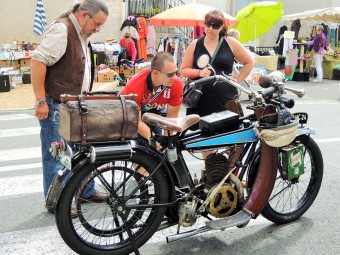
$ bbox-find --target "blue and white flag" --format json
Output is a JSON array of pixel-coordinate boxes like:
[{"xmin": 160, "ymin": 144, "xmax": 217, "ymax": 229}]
[{"xmin": 33, "ymin": 0, "xmax": 47, "ymax": 36}]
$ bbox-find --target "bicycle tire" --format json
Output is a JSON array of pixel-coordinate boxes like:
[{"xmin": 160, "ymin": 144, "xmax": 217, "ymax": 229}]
[
  {"xmin": 55, "ymin": 151, "xmax": 169, "ymax": 255},
  {"xmin": 261, "ymin": 135, "xmax": 323, "ymax": 224}
]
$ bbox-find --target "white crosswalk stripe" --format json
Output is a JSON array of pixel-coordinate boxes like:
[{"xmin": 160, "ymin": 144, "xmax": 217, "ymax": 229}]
[
  {"xmin": 0, "ymin": 127, "xmax": 40, "ymax": 138},
  {"xmin": 0, "ymin": 147, "xmax": 41, "ymax": 162},
  {"xmin": 0, "ymin": 113, "xmax": 34, "ymax": 121},
  {"xmin": 0, "ymin": 174, "xmax": 42, "ymax": 198},
  {"xmin": 0, "ymin": 162, "xmax": 41, "ymax": 173}
]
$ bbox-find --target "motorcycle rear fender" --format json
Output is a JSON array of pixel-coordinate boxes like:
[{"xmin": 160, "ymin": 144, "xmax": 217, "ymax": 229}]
[
  {"xmin": 48, "ymin": 141, "xmax": 178, "ymax": 213},
  {"xmin": 47, "ymin": 142, "xmax": 133, "ymax": 213}
]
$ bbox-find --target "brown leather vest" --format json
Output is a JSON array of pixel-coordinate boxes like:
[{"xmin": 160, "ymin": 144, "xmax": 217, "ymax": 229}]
[{"xmin": 45, "ymin": 16, "xmax": 94, "ymax": 101}]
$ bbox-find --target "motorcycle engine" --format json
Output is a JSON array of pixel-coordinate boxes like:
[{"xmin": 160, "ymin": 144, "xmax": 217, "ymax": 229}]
[
  {"xmin": 178, "ymin": 200, "xmax": 198, "ymax": 227},
  {"xmin": 204, "ymin": 152, "xmax": 230, "ymax": 188},
  {"xmin": 203, "ymin": 153, "xmax": 244, "ymax": 218}
]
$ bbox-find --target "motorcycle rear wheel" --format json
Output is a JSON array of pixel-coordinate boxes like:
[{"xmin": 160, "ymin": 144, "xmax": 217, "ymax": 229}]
[
  {"xmin": 55, "ymin": 152, "xmax": 169, "ymax": 255},
  {"xmin": 261, "ymin": 135, "xmax": 323, "ymax": 224}
]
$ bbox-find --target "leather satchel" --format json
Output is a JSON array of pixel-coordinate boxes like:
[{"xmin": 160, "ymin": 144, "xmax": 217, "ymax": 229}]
[{"xmin": 59, "ymin": 92, "xmax": 139, "ymax": 144}]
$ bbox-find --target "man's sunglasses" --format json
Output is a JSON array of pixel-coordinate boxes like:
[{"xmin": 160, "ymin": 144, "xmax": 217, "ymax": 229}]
[
  {"xmin": 157, "ymin": 70, "xmax": 180, "ymax": 77},
  {"xmin": 204, "ymin": 21, "xmax": 221, "ymax": 30}
]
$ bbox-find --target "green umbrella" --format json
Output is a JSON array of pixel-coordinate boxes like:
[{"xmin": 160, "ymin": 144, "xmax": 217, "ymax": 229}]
[{"xmin": 235, "ymin": 1, "xmax": 284, "ymax": 47}]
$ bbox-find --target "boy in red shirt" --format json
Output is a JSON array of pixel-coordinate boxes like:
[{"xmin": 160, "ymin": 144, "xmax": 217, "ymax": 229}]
[{"xmin": 120, "ymin": 52, "xmax": 183, "ymax": 140}]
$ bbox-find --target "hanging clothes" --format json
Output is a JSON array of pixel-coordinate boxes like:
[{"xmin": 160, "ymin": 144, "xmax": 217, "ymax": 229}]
[
  {"xmin": 191, "ymin": 26, "xmax": 205, "ymax": 39},
  {"xmin": 137, "ymin": 17, "xmax": 148, "ymax": 60},
  {"xmin": 321, "ymin": 23, "xmax": 329, "ymax": 38},
  {"xmin": 276, "ymin": 25, "xmax": 287, "ymax": 55},
  {"xmin": 291, "ymin": 19, "xmax": 301, "ymax": 40},
  {"xmin": 157, "ymin": 35, "xmax": 186, "ymax": 68},
  {"xmin": 146, "ymin": 23, "xmax": 156, "ymax": 56},
  {"xmin": 120, "ymin": 16, "xmax": 139, "ymax": 31},
  {"xmin": 282, "ymin": 30, "xmax": 294, "ymax": 57}
]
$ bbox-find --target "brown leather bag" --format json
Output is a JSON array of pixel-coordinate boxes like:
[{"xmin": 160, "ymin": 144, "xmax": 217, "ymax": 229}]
[{"xmin": 59, "ymin": 92, "xmax": 139, "ymax": 144}]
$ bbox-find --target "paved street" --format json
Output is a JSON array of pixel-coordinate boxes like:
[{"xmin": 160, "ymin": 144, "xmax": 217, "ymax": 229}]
[{"xmin": 0, "ymin": 79, "xmax": 340, "ymax": 254}]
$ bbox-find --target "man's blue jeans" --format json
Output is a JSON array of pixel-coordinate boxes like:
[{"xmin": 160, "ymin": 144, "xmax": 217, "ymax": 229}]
[{"xmin": 39, "ymin": 97, "xmax": 96, "ymax": 198}]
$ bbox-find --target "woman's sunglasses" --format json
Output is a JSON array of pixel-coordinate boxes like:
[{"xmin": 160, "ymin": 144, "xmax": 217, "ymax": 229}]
[{"xmin": 204, "ymin": 21, "xmax": 221, "ymax": 30}]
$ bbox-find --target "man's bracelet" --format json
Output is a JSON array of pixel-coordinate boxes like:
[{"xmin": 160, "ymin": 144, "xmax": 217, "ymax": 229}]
[{"xmin": 198, "ymin": 69, "xmax": 201, "ymax": 77}]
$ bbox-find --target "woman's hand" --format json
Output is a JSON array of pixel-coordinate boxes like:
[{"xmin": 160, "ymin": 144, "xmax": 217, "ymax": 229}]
[{"xmin": 198, "ymin": 67, "xmax": 212, "ymax": 78}]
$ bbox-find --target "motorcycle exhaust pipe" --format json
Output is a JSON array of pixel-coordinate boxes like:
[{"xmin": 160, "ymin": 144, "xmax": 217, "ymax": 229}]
[{"xmin": 166, "ymin": 226, "xmax": 210, "ymax": 243}]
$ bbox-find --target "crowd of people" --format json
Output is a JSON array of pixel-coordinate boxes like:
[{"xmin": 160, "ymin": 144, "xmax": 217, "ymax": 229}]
[{"xmin": 30, "ymin": 0, "xmax": 254, "ymax": 215}]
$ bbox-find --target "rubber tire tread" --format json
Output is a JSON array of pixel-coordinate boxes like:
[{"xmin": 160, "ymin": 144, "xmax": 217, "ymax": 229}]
[
  {"xmin": 55, "ymin": 152, "xmax": 169, "ymax": 255},
  {"xmin": 261, "ymin": 135, "xmax": 323, "ymax": 224}
]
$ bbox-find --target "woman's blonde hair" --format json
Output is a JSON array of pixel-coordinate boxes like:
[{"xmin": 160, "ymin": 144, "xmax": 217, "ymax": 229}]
[{"xmin": 227, "ymin": 28, "xmax": 240, "ymax": 40}]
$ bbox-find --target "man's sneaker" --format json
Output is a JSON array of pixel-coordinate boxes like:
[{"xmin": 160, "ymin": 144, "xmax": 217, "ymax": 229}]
[{"xmin": 312, "ymin": 79, "xmax": 322, "ymax": 83}]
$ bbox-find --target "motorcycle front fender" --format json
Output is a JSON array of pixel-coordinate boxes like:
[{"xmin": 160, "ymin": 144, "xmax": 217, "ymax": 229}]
[{"xmin": 243, "ymin": 140, "xmax": 278, "ymax": 217}]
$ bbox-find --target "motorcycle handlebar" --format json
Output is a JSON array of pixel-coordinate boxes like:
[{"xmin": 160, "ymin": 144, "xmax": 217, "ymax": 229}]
[
  {"xmin": 188, "ymin": 75, "xmax": 298, "ymax": 103},
  {"xmin": 189, "ymin": 75, "xmax": 253, "ymax": 96},
  {"xmin": 258, "ymin": 86, "xmax": 278, "ymax": 98},
  {"xmin": 188, "ymin": 76, "xmax": 216, "ymax": 88}
]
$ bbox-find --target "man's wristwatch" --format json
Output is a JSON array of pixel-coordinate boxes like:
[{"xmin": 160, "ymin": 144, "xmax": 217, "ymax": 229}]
[{"xmin": 36, "ymin": 99, "xmax": 46, "ymax": 106}]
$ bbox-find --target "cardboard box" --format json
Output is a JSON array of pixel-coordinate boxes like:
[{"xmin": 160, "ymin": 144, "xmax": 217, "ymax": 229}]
[
  {"xmin": 135, "ymin": 66, "xmax": 150, "ymax": 74},
  {"xmin": 97, "ymin": 71, "xmax": 114, "ymax": 82},
  {"xmin": 19, "ymin": 58, "xmax": 31, "ymax": 67},
  {"xmin": 254, "ymin": 55, "xmax": 278, "ymax": 71},
  {"xmin": 120, "ymin": 66, "xmax": 135, "ymax": 78},
  {"xmin": 0, "ymin": 60, "xmax": 10, "ymax": 68},
  {"xmin": 0, "ymin": 60, "xmax": 19, "ymax": 69}
]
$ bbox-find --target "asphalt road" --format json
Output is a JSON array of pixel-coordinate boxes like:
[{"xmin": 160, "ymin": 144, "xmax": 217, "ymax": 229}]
[{"xmin": 0, "ymin": 79, "xmax": 339, "ymax": 254}]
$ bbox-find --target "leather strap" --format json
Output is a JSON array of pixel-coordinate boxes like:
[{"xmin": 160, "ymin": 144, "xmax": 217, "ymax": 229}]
[
  {"xmin": 210, "ymin": 37, "xmax": 224, "ymax": 65},
  {"xmin": 78, "ymin": 95, "xmax": 88, "ymax": 145},
  {"xmin": 60, "ymin": 94, "xmax": 137, "ymax": 103},
  {"xmin": 120, "ymin": 95, "xmax": 127, "ymax": 141}
]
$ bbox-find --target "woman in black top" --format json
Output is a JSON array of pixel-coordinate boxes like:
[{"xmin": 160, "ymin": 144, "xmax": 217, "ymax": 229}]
[
  {"xmin": 181, "ymin": 10, "xmax": 253, "ymax": 121},
  {"xmin": 180, "ymin": 9, "xmax": 253, "ymax": 159}
]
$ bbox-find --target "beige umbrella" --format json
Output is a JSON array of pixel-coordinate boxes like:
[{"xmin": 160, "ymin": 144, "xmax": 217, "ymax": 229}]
[
  {"xmin": 282, "ymin": 7, "xmax": 340, "ymax": 23},
  {"xmin": 149, "ymin": 3, "xmax": 237, "ymax": 27}
]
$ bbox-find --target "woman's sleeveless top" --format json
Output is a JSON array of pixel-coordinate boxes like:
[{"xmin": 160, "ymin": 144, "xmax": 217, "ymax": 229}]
[{"xmin": 192, "ymin": 36, "xmax": 237, "ymax": 117}]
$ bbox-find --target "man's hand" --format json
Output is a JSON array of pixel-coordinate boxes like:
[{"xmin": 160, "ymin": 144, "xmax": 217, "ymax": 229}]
[{"xmin": 35, "ymin": 104, "xmax": 49, "ymax": 120}]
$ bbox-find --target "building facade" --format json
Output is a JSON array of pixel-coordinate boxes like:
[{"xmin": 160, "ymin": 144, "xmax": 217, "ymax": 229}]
[{"xmin": 1, "ymin": 0, "xmax": 340, "ymax": 48}]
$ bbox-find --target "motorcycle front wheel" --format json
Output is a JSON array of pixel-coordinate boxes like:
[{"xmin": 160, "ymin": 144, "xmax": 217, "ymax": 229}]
[
  {"xmin": 55, "ymin": 152, "xmax": 169, "ymax": 255},
  {"xmin": 261, "ymin": 135, "xmax": 323, "ymax": 224}
]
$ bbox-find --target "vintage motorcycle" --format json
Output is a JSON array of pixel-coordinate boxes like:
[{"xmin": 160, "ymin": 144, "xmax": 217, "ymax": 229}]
[{"xmin": 48, "ymin": 72, "xmax": 323, "ymax": 255}]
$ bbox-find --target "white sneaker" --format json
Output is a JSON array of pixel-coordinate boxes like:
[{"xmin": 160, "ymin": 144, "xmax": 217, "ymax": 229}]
[{"xmin": 312, "ymin": 79, "xmax": 322, "ymax": 83}]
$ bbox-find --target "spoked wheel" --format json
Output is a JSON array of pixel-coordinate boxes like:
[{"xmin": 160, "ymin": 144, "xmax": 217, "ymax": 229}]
[
  {"xmin": 261, "ymin": 135, "xmax": 323, "ymax": 224},
  {"xmin": 55, "ymin": 152, "xmax": 169, "ymax": 255}
]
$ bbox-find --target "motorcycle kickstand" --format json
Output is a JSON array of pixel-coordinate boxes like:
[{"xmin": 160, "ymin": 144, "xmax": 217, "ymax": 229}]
[{"xmin": 119, "ymin": 212, "xmax": 141, "ymax": 255}]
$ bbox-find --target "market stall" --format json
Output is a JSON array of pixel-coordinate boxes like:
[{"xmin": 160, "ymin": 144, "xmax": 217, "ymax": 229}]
[{"xmin": 282, "ymin": 7, "xmax": 340, "ymax": 80}]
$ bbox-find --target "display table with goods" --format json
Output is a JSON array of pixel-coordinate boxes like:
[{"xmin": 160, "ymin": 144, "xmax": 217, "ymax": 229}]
[
  {"xmin": 322, "ymin": 52, "xmax": 340, "ymax": 79},
  {"xmin": 253, "ymin": 55, "xmax": 279, "ymax": 72},
  {"xmin": 291, "ymin": 43, "xmax": 311, "ymax": 82},
  {"xmin": 306, "ymin": 47, "xmax": 340, "ymax": 80}
]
